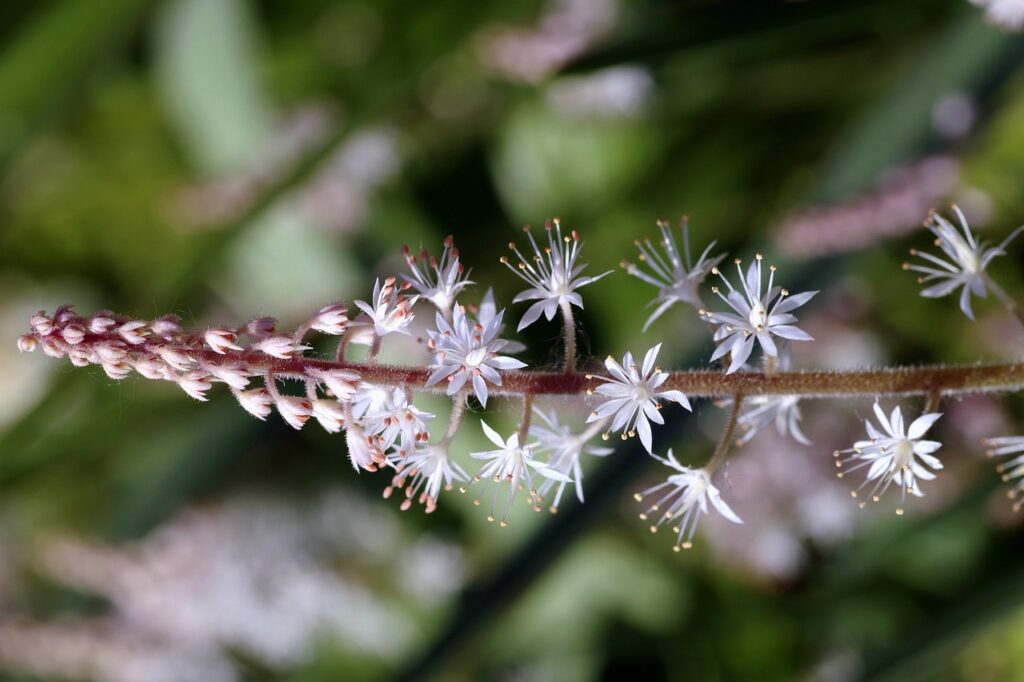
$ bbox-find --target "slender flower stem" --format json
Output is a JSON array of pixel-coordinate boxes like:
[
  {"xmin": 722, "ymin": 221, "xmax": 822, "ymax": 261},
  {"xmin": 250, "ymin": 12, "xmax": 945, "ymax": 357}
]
[
  {"xmin": 924, "ymin": 389, "xmax": 942, "ymax": 415},
  {"xmin": 985, "ymin": 274, "xmax": 1024, "ymax": 333},
  {"xmin": 706, "ymin": 394, "xmax": 743, "ymax": 474},
  {"xmin": 368, "ymin": 334, "xmax": 383, "ymax": 364},
  {"xmin": 559, "ymin": 299, "xmax": 577, "ymax": 373},
  {"xmin": 517, "ymin": 393, "xmax": 535, "ymax": 444},
  {"xmin": 442, "ymin": 392, "xmax": 467, "ymax": 445}
]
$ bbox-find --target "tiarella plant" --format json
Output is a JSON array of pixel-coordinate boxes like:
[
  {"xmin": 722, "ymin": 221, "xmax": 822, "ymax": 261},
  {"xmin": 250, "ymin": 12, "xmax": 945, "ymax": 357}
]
[{"xmin": 16, "ymin": 210, "xmax": 1024, "ymax": 550}]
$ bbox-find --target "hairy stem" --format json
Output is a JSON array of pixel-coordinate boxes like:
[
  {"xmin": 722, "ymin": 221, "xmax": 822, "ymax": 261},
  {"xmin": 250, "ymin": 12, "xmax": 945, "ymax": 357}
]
[
  {"xmin": 985, "ymin": 274, "xmax": 1024, "ymax": 333},
  {"xmin": 706, "ymin": 394, "xmax": 743, "ymax": 473},
  {"xmin": 518, "ymin": 393, "xmax": 535, "ymax": 444},
  {"xmin": 559, "ymin": 298, "xmax": 577, "ymax": 373}
]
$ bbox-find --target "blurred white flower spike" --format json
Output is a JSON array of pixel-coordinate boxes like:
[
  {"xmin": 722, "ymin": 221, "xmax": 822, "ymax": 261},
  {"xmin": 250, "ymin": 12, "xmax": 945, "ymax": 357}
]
[
  {"xmin": 586, "ymin": 343, "xmax": 691, "ymax": 453},
  {"xmin": 501, "ymin": 219, "xmax": 611, "ymax": 331},
  {"xmin": 622, "ymin": 218, "xmax": 726, "ymax": 331},
  {"xmin": 700, "ymin": 255, "xmax": 817, "ymax": 373},
  {"xmin": 835, "ymin": 401, "xmax": 943, "ymax": 514},
  {"xmin": 904, "ymin": 205, "xmax": 1024, "ymax": 320},
  {"xmin": 634, "ymin": 451, "xmax": 742, "ymax": 551}
]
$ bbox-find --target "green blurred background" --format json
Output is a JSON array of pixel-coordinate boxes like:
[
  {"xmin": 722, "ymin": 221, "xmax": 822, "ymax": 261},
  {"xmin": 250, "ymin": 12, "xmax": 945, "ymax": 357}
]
[{"xmin": 2, "ymin": 0, "xmax": 1024, "ymax": 680}]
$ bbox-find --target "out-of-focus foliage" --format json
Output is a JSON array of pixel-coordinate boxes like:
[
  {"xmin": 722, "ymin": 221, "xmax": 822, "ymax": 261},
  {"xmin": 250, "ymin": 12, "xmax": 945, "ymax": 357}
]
[{"xmin": 1, "ymin": 0, "xmax": 1024, "ymax": 681}]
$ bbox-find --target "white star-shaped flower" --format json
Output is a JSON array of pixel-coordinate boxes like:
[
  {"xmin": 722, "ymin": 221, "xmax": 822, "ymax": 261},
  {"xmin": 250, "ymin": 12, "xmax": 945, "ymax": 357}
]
[
  {"xmin": 835, "ymin": 401, "xmax": 943, "ymax": 514},
  {"xmin": 530, "ymin": 408, "xmax": 613, "ymax": 512},
  {"xmin": 621, "ymin": 218, "xmax": 726, "ymax": 331},
  {"xmin": 501, "ymin": 219, "xmax": 611, "ymax": 331},
  {"xmin": 386, "ymin": 444, "xmax": 469, "ymax": 514},
  {"xmin": 634, "ymin": 451, "xmax": 742, "ymax": 551},
  {"xmin": 586, "ymin": 343, "xmax": 690, "ymax": 453},
  {"xmin": 737, "ymin": 394, "xmax": 811, "ymax": 446},
  {"xmin": 402, "ymin": 235, "xmax": 474, "ymax": 315},
  {"xmin": 425, "ymin": 304, "xmax": 526, "ymax": 407},
  {"xmin": 700, "ymin": 255, "xmax": 816, "ymax": 373},
  {"xmin": 983, "ymin": 435, "xmax": 1024, "ymax": 510},
  {"xmin": 904, "ymin": 205, "xmax": 1024, "ymax": 320},
  {"xmin": 469, "ymin": 421, "xmax": 571, "ymax": 526},
  {"xmin": 353, "ymin": 276, "xmax": 417, "ymax": 337}
]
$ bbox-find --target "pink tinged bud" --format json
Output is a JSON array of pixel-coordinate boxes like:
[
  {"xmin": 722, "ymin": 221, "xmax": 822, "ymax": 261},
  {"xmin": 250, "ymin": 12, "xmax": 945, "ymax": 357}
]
[
  {"xmin": 88, "ymin": 313, "xmax": 116, "ymax": 334},
  {"xmin": 40, "ymin": 337, "xmax": 65, "ymax": 358},
  {"xmin": 178, "ymin": 373, "xmax": 213, "ymax": 401},
  {"xmin": 276, "ymin": 396, "xmax": 313, "ymax": 429},
  {"xmin": 30, "ymin": 311, "xmax": 54, "ymax": 336},
  {"xmin": 134, "ymin": 356, "xmax": 166, "ymax": 380},
  {"xmin": 246, "ymin": 317, "xmax": 277, "ymax": 338},
  {"xmin": 207, "ymin": 364, "xmax": 251, "ymax": 390},
  {"xmin": 312, "ymin": 400, "xmax": 347, "ymax": 433},
  {"xmin": 156, "ymin": 347, "xmax": 194, "ymax": 371},
  {"xmin": 345, "ymin": 425, "xmax": 380, "ymax": 472},
  {"xmin": 61, "ymin": 324, "xmax": 86, "ymax": 345},
  {"xmin": 253, "ymin": 336, "xmax": 307, "ymax": 359},
  {"xmin": 67, "ymin": 346, "xmax": 92, "ymax": 367},
  {"xmin": 204, "ymin": 328, "xmax": 243, "ymax": 354},
  {"xmin": 102, "ymin": 362, "xmax": 132, "ymax": 380},
  {"xmin": 53, "ymin": 305, "xmax": 76, "ymax": 325},
  {"xmin": 309, "ymin": 368, "xmax": 360, "ymax": 400},
  {"xmin": 233, "ymin": 388, "xmax": 273, "ymax": 420},
  {"xmin": 150, "ymin": 315, "xmax": 183, "ymax": 339},
  {"xmin": 311, "ymin": 304, "xmax": 349, "ymax": 335},
  {"xmin": 94, "ymin": 342, "xmax": 128, "ymax": 364},
  {"xmin": 117, "ymin": 321, "xmax": 148, "ymax": 345},
  {"xmin": 16, "ymin": 335, "xmax": 37, "ymax": 353}
]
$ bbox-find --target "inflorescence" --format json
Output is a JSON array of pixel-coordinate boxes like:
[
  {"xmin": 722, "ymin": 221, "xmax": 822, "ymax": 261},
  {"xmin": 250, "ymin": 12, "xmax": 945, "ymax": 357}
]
[{"xmin": 16, "ymin": 209, "xmax": 1024, "ymax": 550}]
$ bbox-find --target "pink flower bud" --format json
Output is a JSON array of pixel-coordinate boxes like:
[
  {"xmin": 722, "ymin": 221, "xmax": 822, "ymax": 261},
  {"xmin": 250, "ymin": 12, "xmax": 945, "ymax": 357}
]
[
  {"xmin": 88, "ymin": 313, "xmax": 117, "ymax": 334},
  {"xmin": 311, "ymin": 303, "xmax": 349, "ymax": 335},
  {"xmin": 61, "ymin": 324, "xmax": 86, "ymax": 345},
  {"xmin": 150, "ymin": 315, "xmax": 183, "ymax": 339},
  {"xmin": 117, "ymin": 321, "xmax": 148, "ymax": 345},
  {"xmin": 275, "ymin": 396, "xmax": 313, "ymax": 429},
  {"xmin": 30, "ymin": 312, "xmax": 53, "ymax": 336},
  {"xmin": 16, "ymin": 335, "xmax": 37, "ymax": 353},
  {"xmin": 233, "ymin": 388, "xmax": 273, "ymax": 420},
  {"xmin": 246, "ymin": 317, "xmax": 277, "ymax": 338},
  {"xmin": 308, "ymin": 368, "xmax": 360, "ymax": 400},
  {"xmin": 178, "ymin": 373, "xmax": 213, "ymax": 401},
  {"xmin": 204, "ymin": 328, "xmax": 243, "ymax": 354},
  {"xmin": 253, "ymin": 336, "xmax": 307, "ymax": 359}
]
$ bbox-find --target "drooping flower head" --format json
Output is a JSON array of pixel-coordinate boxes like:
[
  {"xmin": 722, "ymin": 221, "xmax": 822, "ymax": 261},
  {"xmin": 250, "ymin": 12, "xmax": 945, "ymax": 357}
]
[
  {"xmin": 634, "ymin": 450, "xmax": 742, "ymax": 551},
  {"xmin": 621, "ymin": 218, "xmax": 726, "ymax": 331},
  {"xmin": 501, "ymin": 219, "xmax": 611, "ymax": 331},
  {"xmin": 469, "ymin": 421, "xmax": 571, "ymax": 526},
  {"xmin": 586, "ymin": 343, "xmax": 691, "ymax": 453},
  {"xmin": 700, "ymin": 255, "xmax": 816, "ymax": 373},
  {"xmin": 402, "ymin": 235, "xmax": 474, "ymax": 315},
  {"xmin": 385, "ymin": 444, "xmax": 469, "ymax": 514},
  {"xmin": 983, "ymin": 435, "xmax": 1024, "ymax": 510},
  {"xmin": 835, "ymin": 401, "xmax": 943, "ymax": 514},
  {"xmin": 425, "ymin": 304, "xmax": 526, "ymax": 407},
  {"xmin": 904, "ymin": 205, "xmax": 1024, "ymax": 320},
  {"xmin": 530, "ymin": 408, "xmax": 613, "ymax": 512}
]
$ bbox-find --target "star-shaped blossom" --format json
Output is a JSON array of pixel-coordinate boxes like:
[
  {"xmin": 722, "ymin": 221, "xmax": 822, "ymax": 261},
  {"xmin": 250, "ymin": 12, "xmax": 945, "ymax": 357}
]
[
  {"xmin": 353, "ymin": 277, "xmax": 417, "ymax": 337},
  {"xmin": 621, "ymin": 218, "xmax": 726, "ymax": 331},
  {"xmin": 983, "ymin": 435, "xmax": 1024, "ymax": 510},
  {"xmin": 835, "ymin": 401, "xmax": 943, "ymax": 514},
  {"xmin": 530, "ymin": 408, "xmax": 613, "ymax": 512},
  {"xmin": 586, "ymin": 343, "xmax": 690, "ymax": 453},
  {"xmin": 470, "ymin": 421, "xmax": 571, "ymax": 526},
  {"xmin": 501, "ymin": 219, "xmax": 611, "ymax": 331},
  {"xmin": 634, "ymin": 451, "xmax": 742, "ymax": 551},
  {"xmin": 737, "ymin": 395, "xmax": 811, "ymax": 446},
  {"xmin": 904, "ymin": 205, "xmax": 1024, "ymax": 320},
  {"xmin": 386, "ymin": 444, "xmax": 469, "ymax": 514},
  {"xmin": 425, "ymin": 304, "xmax": 526, "ymax": 407},
  {"xmin": 700, "ymin": 255, "xmax": 816, "ymax": 373},
  {"xmin": 402, "ymin": 235, "xmax": 474, "ymax": 315}
]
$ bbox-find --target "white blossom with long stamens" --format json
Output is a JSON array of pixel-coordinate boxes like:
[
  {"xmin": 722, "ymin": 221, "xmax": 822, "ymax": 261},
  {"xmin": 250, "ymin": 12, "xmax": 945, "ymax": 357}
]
[
  {"xmin": 834, "ymin": 401, "xmax": 943, "ymax": 514},
  {"xmin": 402, "ymin": 236, "xmax": 474, "ymax": 315},
  {"xmin": 469, "ymin": 421, "xmax": 570, "ymax": 526},
  {"xmin": 425, "ymin": 304, "xmax": 526, "ymax": 407},
  {"xmin": 586, "ymin": 343, "xmax": 691, "ymax": 453},
  {"xmin": 904, "ymin": 205, "xmax": 1024, "ymax": 320},
  {"xmin": 501, "ymin": 219, "xmax": 611, "ymax": 331},
  {"xmin": 531, "ymin": 409, "xmax": 612, "ymax": 512},
  {"xmin": 634, "ymin": 451, "xmax": 742, "ymax": 551},
  {"xmin": 737, "ymin": 394, "xmax": 811, "ymax": 446},
  {"xmin": 622, "ymin": 219, "xmax": 726, "ymax": 331},
  {"xmin": 385, "ymin": 444, "xmax": 469, "ymax": 513},
  {"xmin": 700, "ymin": 255, "xmax": 816, "ymax": 374},
  {"xmin": 353, "ymin": 277, "xmax": 417, "ymax": 337},
  {"xmin": 983, "ymin": 435, "xmax": 1024, "ymax": 510}
]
